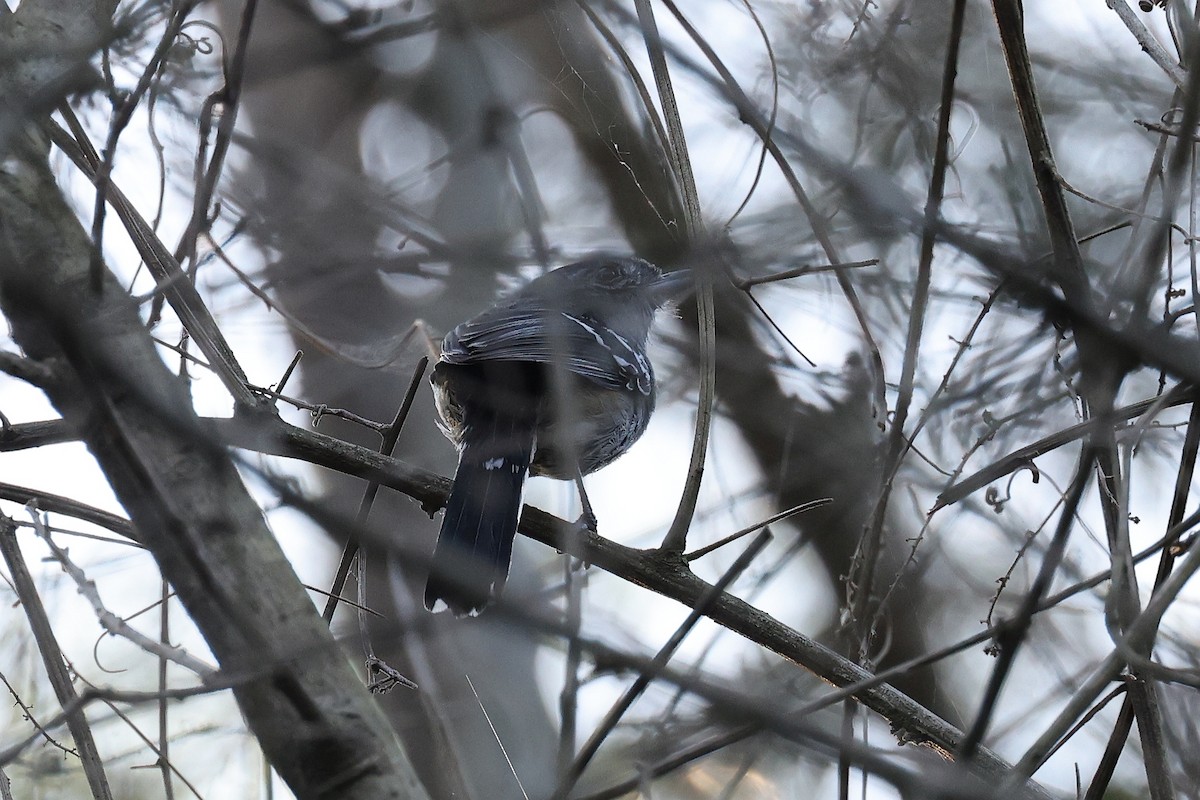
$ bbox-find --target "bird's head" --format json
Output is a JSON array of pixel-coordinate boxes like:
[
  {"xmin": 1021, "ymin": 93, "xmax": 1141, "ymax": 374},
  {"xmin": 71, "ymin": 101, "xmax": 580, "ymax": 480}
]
[{"xmin": 527, "ymin": 256, "xmax": 692, "ymax": 340}]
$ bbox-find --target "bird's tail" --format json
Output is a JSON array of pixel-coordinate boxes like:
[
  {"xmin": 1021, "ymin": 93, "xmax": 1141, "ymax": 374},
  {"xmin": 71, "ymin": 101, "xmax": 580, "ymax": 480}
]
[{"xmin": 424, "ymin": 409, "xmax": 536, "ymax": 616}]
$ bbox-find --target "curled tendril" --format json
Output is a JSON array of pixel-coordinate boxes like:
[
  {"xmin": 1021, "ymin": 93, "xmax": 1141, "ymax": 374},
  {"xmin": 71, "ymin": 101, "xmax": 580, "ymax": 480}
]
[
  {"xmin": 984, "ymin": 461, "xmax": 1041, "ymax": 513},
  {"xmin": 179, "ymin": 19, "xmax": 225, "ymax": 57}
]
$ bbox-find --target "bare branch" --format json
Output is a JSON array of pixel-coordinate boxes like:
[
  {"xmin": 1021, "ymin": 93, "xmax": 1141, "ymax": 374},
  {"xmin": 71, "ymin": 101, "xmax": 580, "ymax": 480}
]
[
  {"xmin": 27, "ymin": 510, "xmax": 217, "ymax": 678},
  {"xmin": 0, "ymin": 516, "xmax": 114, "ymax": 800}
]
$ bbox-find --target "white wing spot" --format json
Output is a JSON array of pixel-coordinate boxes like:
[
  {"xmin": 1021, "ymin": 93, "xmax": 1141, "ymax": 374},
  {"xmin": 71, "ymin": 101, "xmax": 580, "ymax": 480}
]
[
  {"xmin": 484, "ymin": 457, "xmax": 505, "ymax": 470},
  {"xmin": 562, "ymin": 313, "xmax": 607, "ymax": 347}
]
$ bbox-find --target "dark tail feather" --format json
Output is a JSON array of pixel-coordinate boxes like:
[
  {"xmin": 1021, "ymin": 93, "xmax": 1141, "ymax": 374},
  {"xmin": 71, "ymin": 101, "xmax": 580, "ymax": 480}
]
[{"xmin": 425, "ymin": 411, "xmax": 535, "ymax": 616}]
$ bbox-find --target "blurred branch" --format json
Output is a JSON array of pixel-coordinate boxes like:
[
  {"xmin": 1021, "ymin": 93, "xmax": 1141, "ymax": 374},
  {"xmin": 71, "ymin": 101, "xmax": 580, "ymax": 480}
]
[
  {"xmin": 222, "ymin": 415, "xmax": 1044, "ymax": 790},
  {"xmin": 1012, "ymin": 522, "xmax": 1200, "ymax": 786},
  {"xmin": 43, "ymin": 113, "xmax": 259, "ymax": 407},
  {"xmin": 0, "ymin": 516, "xmax": 114, "ymax": 800},
  {"xmin": 0, "ymin": 480, "xmax": 137, "ymax": 540},
  {"xmin": 577, "ymin": 511, "xmax": 1195, "ymax": 798},
  {"xmin": 88, "ymin": 0, "xmax": 203, "ymax": 291},
  {"xmin": 272, "ymin": 469, "xmax": 1052, "ymax": 799},
  {"xmin": 991, "ymin": 0, "xmax": 1087, "ymax": 296},
  {"xmin": 1083, "ymin": 689, "xmax": 1137, "ymax": 800},
  {"xmin": 631, "ymin": 0, "xmax": 713, "ymax": 554},
  {"xmin": 27, "ymin": 510, "xmax": 217, "ymax": 677},
  {"xmin": 1010, "ymin": 498, "xmax": 1200, "ymax": 784},
  {"xmin": 573, "ymin": 1, "xmax": 674, "ymax": 180},
  {"xmin": 1097, "ymin": 436, "xmax": 1175, "ymax": 799},
  {"xmin": 857, "ymin": 0, "xmax": 967, "ymax": 654},
  {"xmin": 0, "ymin": 350, "xmax": 56, "ymax": 386},
  {"xmin": 86, "ymin": 686, "xmax": 202, "ymax": 800},
  {"xmin": 322, "ymin": 356, "xmax": 428, "ymax": 623},
  {"xmin": 958, "ymin": 445, "xmax": 1095, "ymax": 759},
  {"xmin": 555, "ymin": 528, "xmax": 773, "ymax": 797},
  {"xmin": 935, "ymin": 384, "xmax": 1195, "ymax": 510},
  {"xmin": 557, "ymin": 561, "xmax": 583, "ymax": 780},
  {"xmin": 1127, "ymin": 675, "xmax": 1176, "ymax": 800},
  {"xmin": 0, "ymin": 126, "xmax": 424, "ymax": 797},
  {"xmin": 1126, "ymin": 17, "xmax": 1200, "ymax": 323},
  {"xmin": 0, "ymin": 0, "xmax": 117, "ymax": 149},
  {"xmin": 648, "ymin": 0, "xmax": 888, "ymax": 417},
  {"xmin": 175, "ymin": 0, "xmax": 257, "ymax": 270}
]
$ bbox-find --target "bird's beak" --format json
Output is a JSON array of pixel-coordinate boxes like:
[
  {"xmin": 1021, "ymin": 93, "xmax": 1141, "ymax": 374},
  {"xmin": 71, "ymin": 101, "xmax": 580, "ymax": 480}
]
[{"xmin": 651, "ymin": 269, "xmax": 694, "ymax": 306}]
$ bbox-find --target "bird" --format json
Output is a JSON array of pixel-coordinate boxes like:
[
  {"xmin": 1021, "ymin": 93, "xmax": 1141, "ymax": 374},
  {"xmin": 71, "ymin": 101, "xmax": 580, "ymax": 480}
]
[{"xmin": 425, "ymin": 255, "xmax": 691, "ymax": 615}]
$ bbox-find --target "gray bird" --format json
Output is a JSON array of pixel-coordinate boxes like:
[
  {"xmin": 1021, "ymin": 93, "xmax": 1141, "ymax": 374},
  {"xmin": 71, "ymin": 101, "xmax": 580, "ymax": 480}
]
[{"xmin": 426, "ymin": 256, "xmax": 691, "ymax": 615}]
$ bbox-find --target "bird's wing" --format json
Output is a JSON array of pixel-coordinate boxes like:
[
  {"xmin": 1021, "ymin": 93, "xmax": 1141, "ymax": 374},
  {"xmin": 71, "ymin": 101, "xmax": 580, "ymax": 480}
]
[{"xmin": 441, "ymin": 305, "xmax": 652, "ymax": 394}]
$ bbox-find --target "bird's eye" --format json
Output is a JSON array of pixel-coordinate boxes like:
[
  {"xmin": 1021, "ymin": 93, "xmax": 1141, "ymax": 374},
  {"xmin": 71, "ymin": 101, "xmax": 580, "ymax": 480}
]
[{"xmin": 597, "ymin": 264, "xmax": 624, "ymax": 287}]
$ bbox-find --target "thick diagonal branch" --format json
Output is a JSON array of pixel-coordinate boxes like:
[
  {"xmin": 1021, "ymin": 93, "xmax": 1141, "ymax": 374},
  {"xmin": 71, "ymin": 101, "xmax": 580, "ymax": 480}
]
[{"xmin": 0, "ymin": 131, "xmax": 424, "ymax": 799}]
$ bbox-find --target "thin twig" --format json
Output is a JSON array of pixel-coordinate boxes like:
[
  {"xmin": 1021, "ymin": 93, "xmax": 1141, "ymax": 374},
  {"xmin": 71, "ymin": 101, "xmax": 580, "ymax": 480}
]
[
  {"xmin": 174, "ymin": 0, "xmax": 258, "ymax": 269},
  {"xmin": 934, "ymin": 384, "xmax": 1195, "ymax": 511},
  {"xmin": 684, "ymin": 498, "xmax": 828, "ymax": 561},
  {"xmin": 1106, "ymin": 0, "xmax": 1188, "ymax": 88},
  {"xmin": 0, "ymin": 669, "xmax": 76, "ymax": 757},
  {"xmin": 855, "ymin": 0, "xmax": 968, "ymax": 654},
  {"xmin": 29, "ymin": 510, "xmax": 218, "ymax": 679},
  {"xmin": 722, "ymin": 0, "xmax": 777, "ymax": 230},
  {"xmin": 558, "ymin": 562, "xmax": 584, "ymax": 780},
  {"xmin": 0, "ymin": 481, "xmax": 136, "ymax": 541},
  {"xmin": 0, "ymin": 680, "xmax": 240, "ymax": 768},
  {"xmin": 44, "ymin": 112, "xmax": 258, "ymax": 406},
  {"xmin": 251, "ymin": 385, "xmax": 391, "ymax": 434},
  {"xmin": 273, "ymin": 350, "xmax": 303, "ymax": 396},
  {"xmin": 631, "ymin": 0, "xmax": 712, "ymax": 554},
  {"xmin": 100, "ymin": 697, "xmax": 202, "ymax": 798},
  {"xmin": 157, "ymin": 576, "xmax": 174, "ymax": 800},
  {"xmin": 322, "ymin": 356, "xmax": 428, "ymax": 623},
  {"xmin": 0, "ymin": 515, "xmax": 115, "ymax": 800},
  {"xmin": 873, "ymin": 287, "xmax": 1005, "ymax": 622},
  {"xmin": 734, "ymin": 259, "xmax": 878, "ymax": 289},
  {"xmin": 465, "ymin": 675, "xmax": 531, "ymax": 800},
  {"xmin": 554, "ymin": 528, "xmax": 772, "ymax": 797},
  {"xmin": 647, "ymin": 0, "xmax": 889, "ymax": 419},
  {"xmin": 957, "ymin": 445, "xmax": 1095, "ymax": 759},
  {"xmin": 1038, "ymin": 683, "xmax": 1129, "ymax": 766}
]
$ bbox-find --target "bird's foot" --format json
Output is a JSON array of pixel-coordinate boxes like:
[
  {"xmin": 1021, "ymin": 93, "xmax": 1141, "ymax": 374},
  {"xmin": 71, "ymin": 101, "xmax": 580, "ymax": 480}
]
[
  {"xmin": 553, "ymin": 512, "xmax": 596, "ymax": 571},
  {"xmin": 573, "ymin": 508, "xmax": 599, "ymax": 535},
  {"xmin": 571, "ymin": 513, "xmax": 596, "ymax": 571}
]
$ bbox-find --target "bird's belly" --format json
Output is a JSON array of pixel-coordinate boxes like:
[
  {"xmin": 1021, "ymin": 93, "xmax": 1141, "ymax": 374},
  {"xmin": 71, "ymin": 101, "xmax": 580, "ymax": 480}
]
[{"xmin": 531, "ymin": 388, "xmax": 654, "ymax": 479}]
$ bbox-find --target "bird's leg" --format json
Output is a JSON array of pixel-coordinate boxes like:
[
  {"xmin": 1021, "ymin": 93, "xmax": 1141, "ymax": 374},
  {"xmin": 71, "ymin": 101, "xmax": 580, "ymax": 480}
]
[
  {"xmin": 573, "ymin": 466, "xmax": 598, "ymax": 532},
  {"xmin": 565, "ymin": 467, "xmax": 596, "ymax": 573}
]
